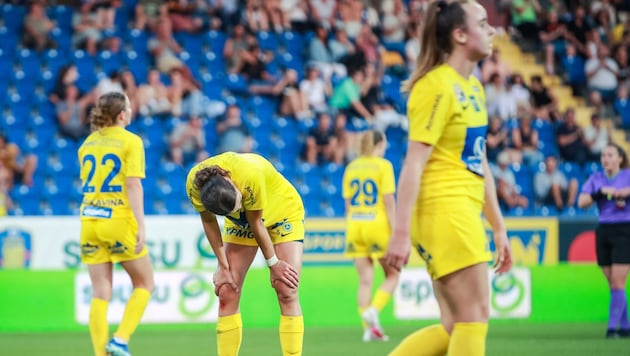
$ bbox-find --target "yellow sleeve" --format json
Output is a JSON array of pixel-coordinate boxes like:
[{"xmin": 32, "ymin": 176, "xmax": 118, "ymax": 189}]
[
  {"xmin": 126, "ymin": 134, "xmax": 146, "ymax": 178},
  {"xmin": 240, "ymin": 170, "xmax": 266, "ymax": 211},
  {"xmin": 407, "ymin": 78, "xmax": 453, "ymax": 145},
  {"xmin": 186, "ymin": 173, "xmax": 205, "ymax": 212},
  {"xmin": 341, "ymin": 165, "xmax": 353, "ymax": 199},
  {"xmin": 381, "ymin": 160, "xmax": 396, "ymax": 195}
]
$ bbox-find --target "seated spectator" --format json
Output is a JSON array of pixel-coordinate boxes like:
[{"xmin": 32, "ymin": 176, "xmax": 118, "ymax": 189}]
[
  {"xmin": 361, "ymin": 64, "xmax": 407, "ymax": 131},
  {"xmin": 329, "ymin": 26, "xmax": 356, "ymax": 63},
  {"xmin": 280, "ymin": 0, "xmax": 308, "ymax": 33},
  {"xmin": 304, "ymin": 112, "xmax": 344, "ymax": 165},
  {"xmin": 216, "ymin": 105, "xmax": 253, "ymax": 154},
  {"xmin": 481, "ymin": 49, "xmax": 511, "ymax": 84},
  {"xmin": 512, "ymin": 105, "xmax": 543, "ymax": 166},
  {"xmin": 529, "ymin": 75, "xmax": 557, "ymax": 115},
  {"xmin": 612, "ymin": 44, "xmax": 630, "ymax": 85},
  {"xmin": 134, "ymin": 0, "xmax": 167, "ymax": 31},
  {"xmin": 120, "ymin": 70, "xmax": 138, "ymax": 114},
  {"xmin": 564, "ymin": 5, "xmax": 591, "ymax": 58},
  {"xmin": 561, "ymin": 43, "xmax": 587, "ymax": 96},
  {"xmin": 556, "ymin": 107, "xmax": 588, "ymax": 165},
  {"xmin": 56, "ymin": 85, "xmax": 91, "ymax": 141},
  {"xmin": 510, "ymin": 0, "xmax": 541, "ymax": 44},
  {"xmin": 583, "ymin": 113, "xmax": 611, "ymax": 162},
  {"xmin": 93, "ymin": 70, "xmax": 124, "ymax": 99},
  {"xmin": 404, "ymin": 21, "xmax": 420, "ymax": 72},
  {"xmin": 85, "ymin": 0, "xmax": 119, "ymax": 30},
  {"xmin": 0, "ymin": 163, "xmax": 13, "ymax": 216},
  {"xmin": 72, "ymin": 2, "xmax": 104, "ymax": 55},
  {"xmin": 495, "ymin": 152, "xmax": 529, "ymax": 211},
  {"xmin": 169, "ymin": 116, "xmax": 208, "ymax": 167},
  {"xmin": 0, "ymin": 133, "xmax": 38, "ymax": 188},
  {"xmin": 166, "ymin": 0, "xmax": 205, "ymax": 33},
  {"xmin": 22, "ymin": 0, "xmax": 56, "ymax": 51},
  {"xmin": 586, "ymin": 43, "xmax": 619, "ymax": 103},
  {"xmin": 485, "ymin": 72, "xmax": 518, "ymax": 121},
  {"xmin": 509, "ymin": 73, "xmax": 531, "ymax": 104},
  {"xmin": 381, "ymin": 0, "xmax": 408, "ymax": 44},
  {"xmin": 534, "ymin": 156, "xmax": 578, "ymax": 211},
  {"xmin": 169, "ymin": 69, "xmax": 225, "ymax": 119},
  {"xmin": 244, "ymin": 0, "xmax": 270, "ymax": 32},
  {"xmin": 309, "ymin": 0, "xmax": 336, "ymax": 29},
  {"xmin": 308, "ymin": 24, "xmax": 348, "ymax": 80},
  {"xmin": 355, "ymin": 24, "xmax": 381, "ymax": 67},
  {"xmin": 539, "ymin": 10, "xmax": 567, "ymax": 75},
  {"xmin": 223, "ymin": 23, "xmax": 253, "ymax": 74},
  {"xmin": 148, "ymin": 19, "xmax": 194, "ymax": 80},
  {"xmin": 137, "ymin": 69, "xmax": 172, "ymax": 116},
  {"xmin": 299, "ymin": 65, "xmax": 331, "ymax": 114},
  {"xmin": 486, "ymin": 116, "xmax": 509, "ymax": 163},
  {"xmin": 49, "ymin": 65, "xmax": 81, "ymax": 104},
  {"xmin": 614, "ymin": 85, "xmax": 630, "ymax": 129},
  {"xmin": 329, "ymin": 66, "xmax": 373, "ymax": 159}
]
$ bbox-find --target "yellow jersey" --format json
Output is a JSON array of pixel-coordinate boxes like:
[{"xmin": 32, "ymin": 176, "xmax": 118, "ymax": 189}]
[
  {"xmin": 407, "ymin": 64, "xmax": 487, "ymax": 210},
  {"xmin": 186, "ymin": 152, "xmax": 304, "ymax": 227},
  {"xmin": 342, "ymin": 155, "xmax": 395, "ymax": 220},
  {"xmin": 78, "ymin": 126, "xmax": 146, "ymax": 220}
]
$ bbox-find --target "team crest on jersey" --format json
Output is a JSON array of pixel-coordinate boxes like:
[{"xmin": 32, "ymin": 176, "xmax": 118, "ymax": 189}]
[
  {"xmin": 283, "ymin": 222, "xmax": 293, "ymax": 233},
  {"xmin": 453, "ymin": 84, "xmax": 466, "ymax": 104},
  {"xmin": 244, "ymin": 186, "xmax": 255, "ymax": 206}
]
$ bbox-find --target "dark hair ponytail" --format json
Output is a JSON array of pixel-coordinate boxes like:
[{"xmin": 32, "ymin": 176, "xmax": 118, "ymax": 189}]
[{"xmin": 194, "ymin": 165, "xmax": 238, "ymax": 215}]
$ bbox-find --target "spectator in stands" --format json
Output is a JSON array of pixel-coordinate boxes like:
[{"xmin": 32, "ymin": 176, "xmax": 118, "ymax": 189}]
[
  {"xmin": 309, "ymin": 0, "xmax": 336, "ymax": 29},
  {"xmin": 584, "ymin": 113, "xmax": 611, "ymax": 162},
  {"xmin": 613, "ymin": 44, "xmax": 630, "ymax": 85},
  {"xmin": 137, "ymin": 68, "xmax": 172, "ymax": 117},
  {"xmin": 592, "ymin": 8, "xmax": 614, "ymax": 45},
  {"xmin": 530, "ymin": 75, "xmax": 557, "ymax": 114},
  {"xmin": 512, "ymin": 105, "xmax": 543, "ymax": 166},
  {"xmin": 510, "ymin": 0, "xmax": 542, "ymax": 44},
  {"xmin": 355, "ymin": 24, "xmax": 381, "ymax": 67},
  {"xmin": 561, "ymin": 42, "xmax": 587, "ymax": 96},
  {"xmin": 330, "ymin": 66, "xmax": 373, "ymax": 160},
  {"xmin": 169, "ymin": 116, "xmax": 209, "ymax": 167},
  {"xmin": 299, "ymin": 65, "xmax": 331, "ymax": 114},
  {"xmin": 329, "ymin": 26, "xmax": 356, "ymax": 63},
  {"xmin": 614, "ymin": 85, "xmax": 630, "ymax": 129},
  {"xmin": 223, "ymin": 23, "xmax": 252, "ymax": 74},
  {"xmin": 274, "ymin": 68, "xmax": 311, "ymax": 119},
  {"xmin": 148, "ymin": 19, "xmax": 192, "ymax": 79},
  {"xmin": 510, "ymin": 73, "xmax": 531, "ymax": 104},
  {"xmin": 565, "ymin": 5, "xmax": 592, "ymax": 58},
  {"xmin": 0, "ymin": 163, "xmax": 13, "ymax": 216},
  {"xmin": 169, "ymin": 69, "xmax": 225, "ymax": 119},
  {"xmin": 404, "ymin": 21, "xmax": 420, "ymax": 72},
  {"xmin": 539, "ymin": 9, "xmax": 567, "ymax": 75},
  {"xmin": 495, "ymin": 151, "xmax": 529, "ymax": 211},
  {"xmin": 49, "ymin": 65, "xmax": 81, "ymax": 104},
  {"xmin": 337, "ymin": 0, "xmax": 369, "ymax": 39},
  {"xmin": 93, "ymin": 70, "xmax": 124, "ymax": 99},
  {"xmin": 308, "ymin": 24, "xmax": 348, "ymax": 81},
  {"xmin": 86, "ymin": 0, "xmax": 119, "ymax": 30},
  {"xmin": 481, "ymin": 49, "xmax": 511, "ymax": 84},
  {"xmin": 557, "ymin": 107, "xmax": 588, "ymax": 165},
  {"xmin": 244, "ymin": 0, "xmax": 270, "ymax": 32},
  {"xmin": 134, "ymin": 0, "xmax": 167, "ymax": 31},
  {"xmin": 534, "ymin": 155, "xmax": 579, "ymax": 211},
  {"xmin": 0, "ymin": 133, "xmax": 37, "ymax": 188},
  {"xmin": 22, "ymin": 0, "xmax": 56, "ymax": 51},
  {"xmin": 72, "ymin": 2, "xmax": 104, "ymax": 55},
  {"xmin": 304, "ymin": 112, "xmax": 344, "ymax": 165},
  {"xmin": 486, "ymin": 116, "xmax": 510, "ymax": 163},
  {"xmin": 485, "ymin": 72, "xmax": 518, "ymax": 121},
  {"xmin": 120, "ymin": 70, "xmax": 138, "ymax": 114},
  {"xmin": 381, "ymin": 0, "xmax": 408, "ymax": 45},
  {"xmin": 56, "ymin": 85, "xmax": 91, "ymax": 141},
  {"xmin": 586, "ymin": 43, "xmax": 619, "ymax": 103},
  {"xmin": 361, "ymin": 63, "xmax": 406, "ymax": 132},
  {"xmin": 280, "ymin": 0, "xmax": 309, "ymax": 33},
  {"xmin": 166, "ymin": 0, "xmax": 204, "ymax": 33},
  {"xmin": 216, "ymin": 105, "xmax": 253, "ymax": 154}
]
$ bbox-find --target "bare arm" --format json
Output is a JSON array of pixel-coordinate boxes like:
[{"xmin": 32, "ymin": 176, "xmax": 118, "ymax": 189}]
[
  {"xmin": 577, "ymin": 192, "xmax": 594, "ymax": 208},
  {"xmin": 127, "ymin": 177, "xmax": 146, "ymax": 254},
  {"xmin": 482, "ymin": 156, "xmax": 506, "ymax": 234},
  {"xmin": 350, "ymin": 100, "xmax": 373, "ymax": 122},
  {"xmin": 383, "ymin": 194, "xmax": 396, "ymax": 231},
  {"xmin": 199, "ymin": 210, "xmax": 229, "ymax": 269},
  {"xmin": 245, "ymin": 210, "xmax": 276, "ymax": 260}
]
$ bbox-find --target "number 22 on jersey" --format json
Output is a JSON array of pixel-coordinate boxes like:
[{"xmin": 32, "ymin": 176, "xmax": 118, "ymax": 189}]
[{"xmin": 82, "ymin": 153, "xmax": 123, "ymax": 193}]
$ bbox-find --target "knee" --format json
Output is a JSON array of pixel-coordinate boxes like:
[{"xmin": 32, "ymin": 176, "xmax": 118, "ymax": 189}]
[
  {"xmin": 358, "ymin": 274, "xmax": 373, "ymax": 287},
  {"xmin": 93, "ymin": 284, "xmax": 113, "ymax": 301},
  {"xmin": 218, "ymin": 284, "xmax": 242, "ymax": 305},
  {"xmin": 273, "ymin": 281, "xmax": 299, "ymax": 305}
]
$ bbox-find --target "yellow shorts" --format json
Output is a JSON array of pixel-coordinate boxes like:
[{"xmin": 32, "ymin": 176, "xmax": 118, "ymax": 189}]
[
  {"xmin": 80, "ymin": 218, "xmax": 148, "ymax": 265},
  {"xmin": 223, "ymin": 219, "xmax": 305, "ymax": 246},
  {"xmin": 344, "ymin": 215, "xmax": 391, "ymax": 259},
  {"xmin": 410, "ymin": 201, "xmax": 491, "ymax": 280}
]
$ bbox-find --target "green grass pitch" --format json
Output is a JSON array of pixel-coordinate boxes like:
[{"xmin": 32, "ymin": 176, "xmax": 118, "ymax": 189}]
[{"xmin": 1, "ymin": 323, "xmax": 629, "ymax": 355}]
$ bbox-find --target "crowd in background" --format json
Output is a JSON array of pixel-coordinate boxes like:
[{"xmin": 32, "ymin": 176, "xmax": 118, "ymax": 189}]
[{"xmin": 1, "ymin": 0, "xmax": 630, "ymax": 216}]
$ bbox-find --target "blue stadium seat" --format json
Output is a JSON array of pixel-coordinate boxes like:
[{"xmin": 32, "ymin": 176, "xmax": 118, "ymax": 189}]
[
  {"xmin": 1, "ymin": 4, "xmax": 26, "ymax": 32},
  {"xmin": 0, "ymin": 27, "xmax": 18, "ymax": 56},
  {"xmin": 584, "ymin": 162, "xmax": 602, "ymax": 177},
  {"xmin": 124, "ymin": 51, "xmax": 149, "ymax": 83},
  {"xmin": 17, "ymin": 49, "xmax": 42, "ymax": 78},
  {"xmin": 257, "ymin": 31, "xmax": 279, "ymax": 51},
  {"xmin": 224, "ymin": 74, "xmax": 249, "ymax": 96},
  {"xmin": 201, "ymin": 72, "xmax": 224, "ymax": 100},
  {"xmin": 281, "ymin": 31, "xmax": 304, "ymax": 56},
  {"xmin": 49, "ymin": 27, "xmax": 72, "ymax": 53},
  {"xmin": 125, "ymin": 29, "xmax": 148, "ymax": 54},
  {"xmin": 98, "ymin": 50, "xmax": 123, "ymax": 76},
  {"xmin": 204, "ymin": 31, "xmax": 227, "ymax": 55},
  {"xmin": 49, "ymin": 5, "xmax": 74, "ymax": 32}
]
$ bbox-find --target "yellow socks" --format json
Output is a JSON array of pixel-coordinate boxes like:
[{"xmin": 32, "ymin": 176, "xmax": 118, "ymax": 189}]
[
  {"xmin": 388, "ymin": 324, "xmax": 449, "ymax": 356},
  {"xmin": 114, "ymin": 288, "xmax": 151, "ymax": 342},
  {"xmin": 447, "ymin": 322, "xmax": 488, "ymax": 356},
  {"xmin": 279, "ymin": 315, "xmax": 304, "ymax": 356},
  {"xmin": 217, "ymin": 313, "xmax": 243, "ymax": 356},
  {"xmin": 89, "ymin": 298, "xmax": 109, "ymax": 356},
  {"xmin": 371, "ymin": 289, "xmax": 391, "ymax": 312}
]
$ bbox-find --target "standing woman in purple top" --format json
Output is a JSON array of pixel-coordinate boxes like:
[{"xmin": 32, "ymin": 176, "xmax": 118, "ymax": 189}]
[{"xmin": 578, "ymin": 143, "xmax": 630, "ymax": 338}]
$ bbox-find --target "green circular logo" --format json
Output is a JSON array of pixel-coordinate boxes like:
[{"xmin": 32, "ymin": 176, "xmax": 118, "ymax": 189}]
[
  {"xmin": 491, "ymin": 272, "xmax": 525, "ymax": 314},
  {"xmin": 178, "ymin": 274, "xmax": 215, "ymax": 318}
]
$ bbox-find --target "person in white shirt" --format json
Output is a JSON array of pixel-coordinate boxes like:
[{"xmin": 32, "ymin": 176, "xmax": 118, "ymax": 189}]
[
  {"xmin": 586, "ymin": 43, "xmax": 619, "ymax": 102},
  {"xmin": 584, "ymin": 113, "xmax": 611, "ymax": 162}
]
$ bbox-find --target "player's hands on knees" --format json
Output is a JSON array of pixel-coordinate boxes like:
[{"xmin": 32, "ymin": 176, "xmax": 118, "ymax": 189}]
[
  {"xmin": 213, "ymin": 266, "xmax": 239, "ymax": 296},
  {"xmin": 270, "ymin": 260, "xmax": 299, "ymax": 289},
  {"xmin": 385, "ymin": 230, "xmax": 411, "ymax": 272},
  {"xmin": 493, "ymin": 229, "xmax": 512, "ymax": 274},
  {"xmin": 134, "ymin": 227, "xmax": 146, "ymax": 254}
]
